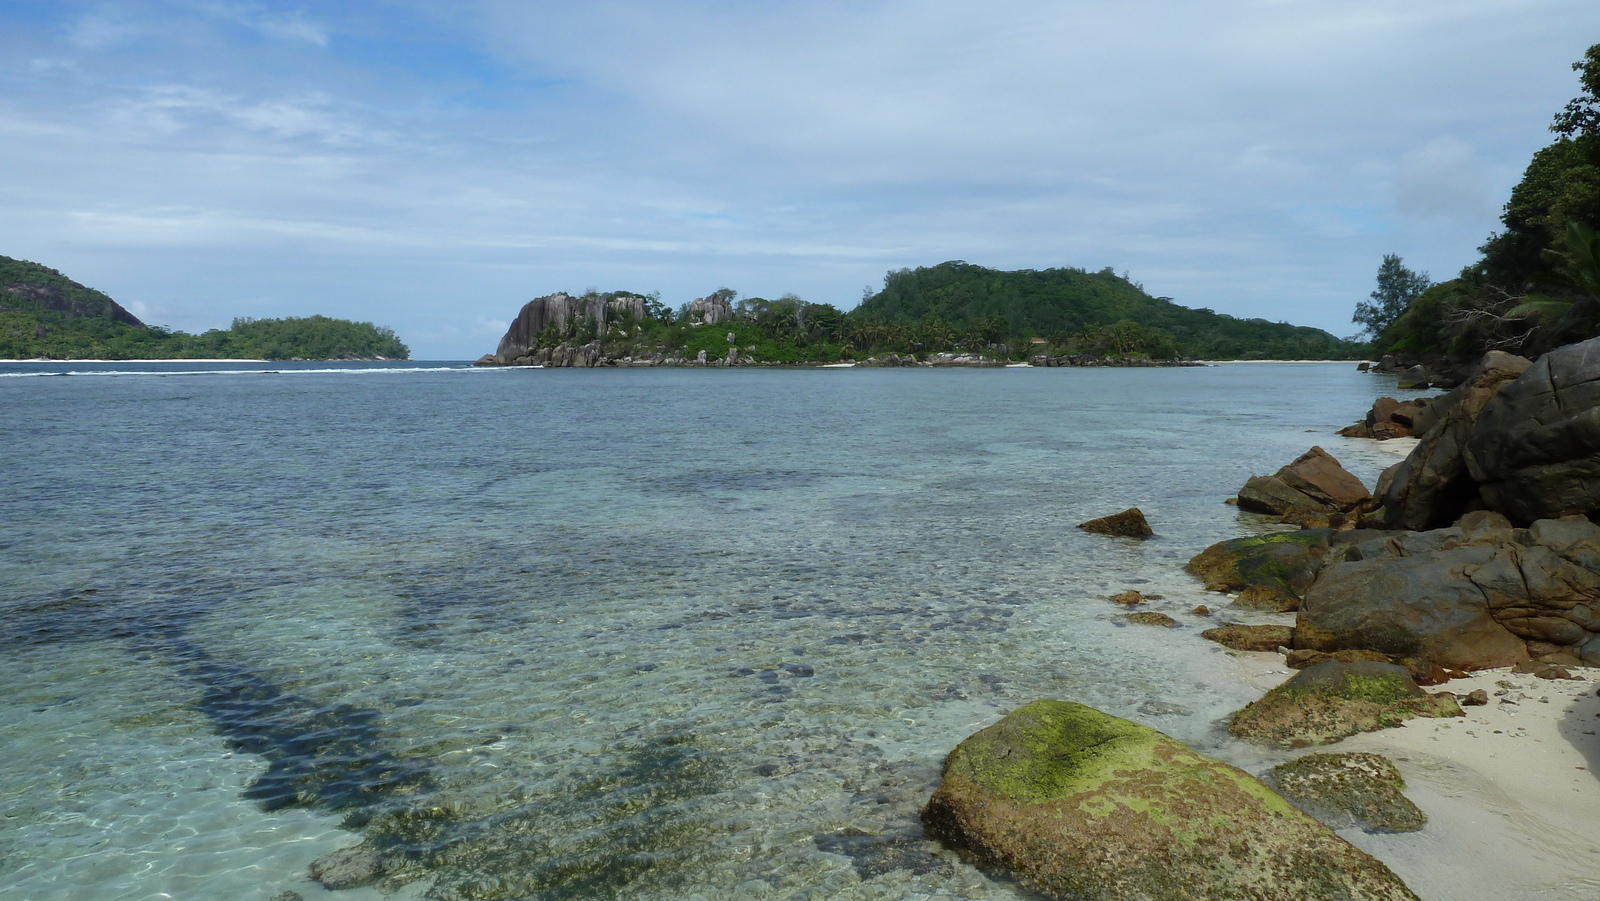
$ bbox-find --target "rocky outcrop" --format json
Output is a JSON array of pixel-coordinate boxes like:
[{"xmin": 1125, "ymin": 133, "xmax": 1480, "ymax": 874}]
[
  {"xmin": 1266, "ymin": 752, "xmax": 1426, "ymax": 833},
  {"xmin": 1296, "ymin": 513, "xmax": 1600, "ymax": 669},
  {"xmin": 1338, "ymin": 396, "xmax": 1435, "ymax": 440},
  {"xmin": 492, "ymin": 292, "xmax": 650, "ymax": 363},
  {"xmin": 1186, "ymin": 529, "xmax": 1333, "ymax": 612},
  {"xmin": 1463, "ymin": 336, "xmax": 1600, "ymax": 522},
  {"xmin": 684, "ymin": 294, "xmax": 733, "ymax": 326},
  {"xmin": 924, "ymin": 352, "xmax": 1005, "ymax": 367},
  {"xmin": 922, "ymin": 700, "xmax": 1419, "ymax": 901},
  {"xmin": 1237, "ymin": 447, "xmax": 1372, "ymax": 520},
  {"xmin": 1028, "ymin": 354, "xmax": 1202, "ymax": 367},
  {"xmin": 1227, "ymin": 661, "xmax": 1462, "ymax": 747},
  {"xmin": 1076, "ymin": 508, "xmax": 1153, "ymax": 538},
  {"xmin": 1368, "ymin": 351, "xmax": 1532, "ymax": 530},
  {"xmin": 856, "ymin": 353, "xmax": 918, "ymax": 367}
]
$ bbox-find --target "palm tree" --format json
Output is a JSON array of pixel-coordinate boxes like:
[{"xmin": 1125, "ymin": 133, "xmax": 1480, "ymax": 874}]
[{"xmin": 1508, "ymin": 221, "xmax": 1600, "ymax": 335}]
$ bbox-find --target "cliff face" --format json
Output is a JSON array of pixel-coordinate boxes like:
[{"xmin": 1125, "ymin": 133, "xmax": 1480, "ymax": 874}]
[{"xmin": 494, "ymin": 293, "xmax": 648, "ymax": 362}]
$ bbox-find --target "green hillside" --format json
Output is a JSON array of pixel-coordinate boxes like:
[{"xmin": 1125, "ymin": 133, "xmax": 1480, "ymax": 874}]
[
  {"xmin": 856, "ymin": 261, "xmax": 1360, "ymax": 359},
  {"xmin": 0, "ymin": 255, "xmax": 409, "ymax": 360}
]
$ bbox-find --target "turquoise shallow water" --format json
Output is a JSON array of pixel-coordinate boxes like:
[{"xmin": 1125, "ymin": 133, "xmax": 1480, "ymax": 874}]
[{"xmin": 1, "ymin": 362, "xmax": 1405, "ymax": 900}]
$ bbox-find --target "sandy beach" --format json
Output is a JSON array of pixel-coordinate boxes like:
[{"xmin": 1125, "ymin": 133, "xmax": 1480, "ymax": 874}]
[{"xmin": 1211, "ymin": 644, "xmax": 1600, "ymax": 900}]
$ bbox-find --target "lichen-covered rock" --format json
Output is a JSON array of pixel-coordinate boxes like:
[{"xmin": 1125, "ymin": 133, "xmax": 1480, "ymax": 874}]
[
  {"xmin": 1268, "ymin": 752, "xmax": 1426, "ymax": 833},
  {"xmin": 922, "ymin": 700, "xmax": 1419, "ymax": 901},
  {"xmin": 1077, "ymin": 508, "xmax": 1153, "ymax": 538},
  {"xmin": 1186, "ymin": 529, "xmax": 1332, "ymax": 612},
  {"xmin": 1228, "ymin": 661, "xmax": 1463, "ymax": 747},
  {"xmin": 1203, "ymin": 623, "xmax": 1295, "ymax": 652}
]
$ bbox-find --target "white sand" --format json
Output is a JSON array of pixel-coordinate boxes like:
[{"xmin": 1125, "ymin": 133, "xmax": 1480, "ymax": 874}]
[{"xmin": 1215, "ymin": 648, "xmax": 1600, "ymax": 900}]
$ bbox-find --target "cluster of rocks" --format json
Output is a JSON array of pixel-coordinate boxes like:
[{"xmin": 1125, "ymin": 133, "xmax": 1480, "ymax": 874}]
[
  {"xmin": 919, "ymin": 339, "xmax": 1600, "ymax": 900},
  {"xmin": 1028, "ymin": 354, "xmax": 1202, "ymax": 367},
  {"xmin": 921, "ymin": 700, "xmax": 1420, "ymax": 901},
  {"xmin": 1337, "ymin": 395, "xmax": 1436, "ymax": 440},
  {"xmin": 483, "ymin": 343, "xmax": 749, "ymax": 368},
  {"xmin": 1363, "ymin": 354, "xmax": 1473, "ymax": 390}
]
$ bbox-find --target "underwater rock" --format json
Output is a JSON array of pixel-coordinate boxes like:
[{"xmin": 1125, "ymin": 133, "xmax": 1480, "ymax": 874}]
[
  {"xmin": 922, "ymin": 700, "xmax": 1419, "ymax": 901},
  {"xmin": 310, "ymin": 844, "xmax": 385, "ymax": 890},
  {"xmin": 1228, "ymin": 661, "xmax": 1463, "ymax": 747},
  {"xmin": 1267, "ymin": 752, "xmax": 1426, "ymax": 833}
]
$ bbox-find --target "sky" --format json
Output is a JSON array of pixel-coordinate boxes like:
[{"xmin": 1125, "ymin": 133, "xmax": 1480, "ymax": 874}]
[{"xmin": 1, "ymin": 1, "xmax": 1597, "ymax": 359}]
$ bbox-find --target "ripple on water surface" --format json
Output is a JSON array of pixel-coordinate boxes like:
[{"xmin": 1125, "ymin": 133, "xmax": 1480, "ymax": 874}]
[{"xmin": 1, "ymin": 363, "xmax": 1424, "ymax": 900}]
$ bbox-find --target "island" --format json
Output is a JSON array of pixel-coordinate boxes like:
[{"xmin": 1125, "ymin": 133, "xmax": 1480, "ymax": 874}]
[{"xmin": 0, "ymin": 255, "xmax": 409, "ymax": 361}]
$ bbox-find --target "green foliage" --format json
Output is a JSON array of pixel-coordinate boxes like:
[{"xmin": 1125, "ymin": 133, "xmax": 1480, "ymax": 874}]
[
  {"xmin": 854, "ymin": 261, "xmax": 1360, "ymax": 360},
  {"xmin": 1373, "ymin": 43, "xmax": 1600, "ymax": 360},
  {"xmin": 1353, "ymin": 255, "xmax": 1430, "ymax": 340},
  {"xmin": 0, "ymin": 254, "xmax": 409, "ymax": 360}
]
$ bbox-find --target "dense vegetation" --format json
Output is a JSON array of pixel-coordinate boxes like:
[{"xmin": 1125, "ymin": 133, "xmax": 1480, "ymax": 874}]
[
  {"xmin": 856, "ymin": 262, "xmax": 1360, "ymax": 360},
  {"xmin": 0, "ymin": 255, "xmax": 409, "ymax": 360},
  {"xmin": 1372, "ymin": 44, "xmax": 1600, "ymax": 360},
  {"xmin": 524, "ymin": 267, "xmax": 1359, "ymax": 364}
]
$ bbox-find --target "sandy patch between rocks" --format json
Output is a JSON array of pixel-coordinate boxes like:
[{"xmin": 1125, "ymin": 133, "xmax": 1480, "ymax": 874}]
[{"xmin": 1215, "ymin": 649, "xmax": 1600, "ymax": 900}]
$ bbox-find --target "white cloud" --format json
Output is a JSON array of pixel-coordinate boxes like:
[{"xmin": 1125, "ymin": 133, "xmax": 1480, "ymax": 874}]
[{"xmin": 2, "ymin": 0, "xmax": 1598, "ymax": 356}]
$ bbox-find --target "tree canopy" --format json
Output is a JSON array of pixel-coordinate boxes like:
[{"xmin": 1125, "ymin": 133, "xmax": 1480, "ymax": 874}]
[{"xmin": 0, "ymin": 254, "xmax": 409, "ymax": 360}]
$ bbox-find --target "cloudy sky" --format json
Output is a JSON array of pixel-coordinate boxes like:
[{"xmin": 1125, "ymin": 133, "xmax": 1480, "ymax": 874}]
[{"xmin": 2, "ymin": 1, "xmax": 1596, "ymax": 358}]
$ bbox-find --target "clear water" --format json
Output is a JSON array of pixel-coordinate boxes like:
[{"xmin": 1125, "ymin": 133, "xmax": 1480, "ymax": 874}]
[{"xmin": 0, "ymin": 362, "xmax": 1437, "ymax": 900}]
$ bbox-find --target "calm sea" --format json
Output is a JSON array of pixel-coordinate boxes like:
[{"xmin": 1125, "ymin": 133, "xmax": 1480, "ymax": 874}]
[{"xmin": 0, "ymin": 361, "xmax": 1406, "ymax": 901}]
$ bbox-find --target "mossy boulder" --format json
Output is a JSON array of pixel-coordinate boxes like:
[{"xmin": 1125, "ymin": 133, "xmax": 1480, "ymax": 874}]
[
  {"xmin": 1203, "ymin": 623, "xmax": 1295, "ymax": 652},
  {"xmin": 1267, "ymin": 752, "xmax": 1426, "ymax": 833},
  {"xmin": 922, "ymin": 700, "xmax": 1419, "ymax": 901},
  {"xmin": 1228, "ymin": 661, "xmax": 1463, "ymax": 747},
  {"xmin": 1186, "ymin": 529, "xmax": 1333, "ymax": 612}
]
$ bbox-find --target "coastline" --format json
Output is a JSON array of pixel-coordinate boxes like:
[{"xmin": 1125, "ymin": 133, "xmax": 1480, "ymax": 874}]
[
  {"xmin": 1178, "ymin": 395, "xmax": 1600, "ymax": 898},
  {"xmin": 1211, "ymin": 645, "xmax": 1600, "ymax": 899}
]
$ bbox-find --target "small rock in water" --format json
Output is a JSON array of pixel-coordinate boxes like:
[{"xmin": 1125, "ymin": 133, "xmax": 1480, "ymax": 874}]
[
  {"xmin": 1190, "ymin": 605, "xmax": 1212, "ymax": 616},
  {"xmin": 1124, "ymin": 611, "xmax": 1177, "ymax": 628},
  {"xmin": 271, "ymin": 893, "xmax": 304, "ymax": 901},
  {"xmin": 1076, "ymin": 508, "xmax": 1153, "ymax": 539},
  {"xmin": 1107, "ymin": 590, "xmax": 1145, "ymax": 607}
]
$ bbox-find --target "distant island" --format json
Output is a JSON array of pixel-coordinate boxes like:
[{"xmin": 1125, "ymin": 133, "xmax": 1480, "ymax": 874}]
[
  {"xmin": 0, "ymin": 255, "xmax": 409, "ymax": 361},
  {"xmin": 480, "ymin": 263, "xmax": 1362, "ymax": 367}
]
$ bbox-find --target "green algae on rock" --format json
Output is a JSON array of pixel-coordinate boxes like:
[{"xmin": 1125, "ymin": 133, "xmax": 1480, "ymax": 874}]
[
  {"xmin": 922, "ymin": 699, "xmax": 1420, "ymax": 901},
  {"xmin": 1267, "ymin": 752, "xmax": 1427, "ymax": 833},
  {"xmin": 1203, "ymin": 623, "xmax": 1295, "ymax": 652},
  {"xmin": 1186, "ymin": 529, "xmax": 1332, "ymax": 612},
  {"xmin": 1124, "ymin": 611, "xmax": 1178, "ymax": 627},
  {"xmin": 1228, "ymin": 661, "xmax": 1463, "ymax": 748}
]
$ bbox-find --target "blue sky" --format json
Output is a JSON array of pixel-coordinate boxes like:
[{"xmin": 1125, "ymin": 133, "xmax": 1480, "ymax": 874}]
[{"xmin": 2, "ymin": 1, "xmax": 1597, "ymax": 358}]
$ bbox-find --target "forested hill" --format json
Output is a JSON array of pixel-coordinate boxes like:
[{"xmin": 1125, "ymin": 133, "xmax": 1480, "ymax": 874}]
[
  {"xmin": 857, "ymin": 261, "xmax": 1360, "ymax": 360},
  {"xmin": 0, "ymin": 255, "xmax": 409, "ymax": 360}
]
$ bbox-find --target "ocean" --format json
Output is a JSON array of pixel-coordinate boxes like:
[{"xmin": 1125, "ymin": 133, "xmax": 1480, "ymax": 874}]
[{"xmin": 0, "ymin": 361, "xmax": 1409, "ymax": 901}]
